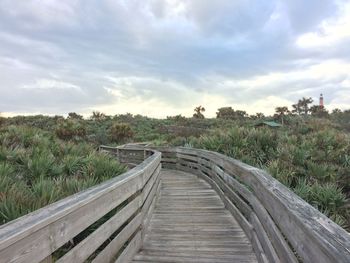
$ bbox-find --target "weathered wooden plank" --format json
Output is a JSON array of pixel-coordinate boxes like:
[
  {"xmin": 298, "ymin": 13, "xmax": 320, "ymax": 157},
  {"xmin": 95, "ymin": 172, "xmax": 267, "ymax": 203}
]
[
  {"xmin": 160, "ymin": 157, "xmax": 177, "ymax": 163},
  {"xmin": 132, "ymin": 169, "xmax": 257, "ymax": 263},
  {"xmin": 209, "ymin": 170, "xmax": 253, "ymax": 218},
  {"xmin": 115, "ymin": 231, "xmax": 142, "ymax": 263},
  {"xmin": 132, "ymin": 254, "xmax": 256, "ymax": 263},
  {"xmin": 211, "ymin": 163, "xmax": 297, "ymax": 262},
  {"xmin": 176, "ymin": 153, "xmax": 198, "ymax": 162},
  {"xmin": 56, "ymin": 196, "xmax": 141, "ymax": 263},
  {"xmin": 249, "ymin": 194, "xmax": 298, "ymax": 263},
  {"xmin": 195, "ymin": 170, "xmax": 253, "ymax": 240},
  {"xmin": 39, "ymin": 255, "xmax": 52, "ymax": 263},
  {"xmin": 212, "ymin": 164, "xmax": 252, "ymax": 201},
  {"xmin": 141, "ymin": 164, "xmax": 161, "ymax": 203},
  {"xmin": 92, "ymin": 214, "xmax": 142, "ymax": 263},
  {"xmin": 251, "ymin": 231, "xmax": 269, "ymax": 263},
  {"xmin": 250, "ymin": 213, "xmax": 280, "ymax": 263},
  {"xmin": 141, "ymin": 172, "xmax": 161, "ymax": 238},
  {"xmin": 161, "ymin": 163, "xmax": 177, "ymax": 170},
  {"xmin": 0, "ymin": 149, "xmax": 161, "ymax": 263},
  {"xmin": 0, "ymin": 174, "xmax": 143, "ymax": 263},
  {"xmin": 170, "ymin": 147, "xmax": 350, "ymax": 263}
]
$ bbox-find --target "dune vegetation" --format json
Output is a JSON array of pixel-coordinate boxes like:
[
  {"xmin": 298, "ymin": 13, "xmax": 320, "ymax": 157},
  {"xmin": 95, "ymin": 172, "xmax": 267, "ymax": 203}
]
[
  {"xmin": 0, "ymin": 125, "xmax": 126, "ymax": 224},
  {"xmin": 0, "ymin": 103, "xmax": 349, "ymax": 231}
]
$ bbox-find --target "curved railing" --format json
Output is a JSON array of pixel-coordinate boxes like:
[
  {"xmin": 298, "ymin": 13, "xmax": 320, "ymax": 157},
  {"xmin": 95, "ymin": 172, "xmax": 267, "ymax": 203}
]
[
  {"xmin": 155, "ymin": 146, "xmax": 350, "ymax": 263},
  {"xmin": 0, "ymin": 147, "xmax": 161, "ymax": 263},
  {"xmin": 1, "ymin": 145, "xmax": 349, "ymax": 263}
]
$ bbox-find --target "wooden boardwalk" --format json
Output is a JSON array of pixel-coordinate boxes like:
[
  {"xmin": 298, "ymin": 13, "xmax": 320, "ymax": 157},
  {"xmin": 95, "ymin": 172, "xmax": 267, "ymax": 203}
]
[
  {"xmin": 1, "ymin": 146, "xmax": 349, "ymax": 263},
  {"xmin": 132, "ymin": 169, "xmax": 257, "ymax": 263}
]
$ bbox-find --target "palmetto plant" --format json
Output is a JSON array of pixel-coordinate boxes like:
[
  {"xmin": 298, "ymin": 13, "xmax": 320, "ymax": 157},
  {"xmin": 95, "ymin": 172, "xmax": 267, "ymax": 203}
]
[
  {"xmin": 108, "ymin": 122, "xmax": 134, "ymax": 143},
  {"xmin": 192, "ymin": 123, "xmax": 349, "ymax": 228},
  {"xmin": 0, "ymin": 126, "xmax": 126, "ymax": 225}
]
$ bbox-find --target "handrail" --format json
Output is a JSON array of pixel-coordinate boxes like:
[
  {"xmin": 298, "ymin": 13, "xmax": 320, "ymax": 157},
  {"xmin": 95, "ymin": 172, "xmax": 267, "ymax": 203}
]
[
  {"xmin": 0, "ymin": 147, "xmax": 161, "ymax": 263},
  {"xmin": 152, "ymin": 146, "xmax": 350, "ymax": 263},
  {"xmin": 1, "ymin": 144, "xmax": 349, "ymax": 263}
]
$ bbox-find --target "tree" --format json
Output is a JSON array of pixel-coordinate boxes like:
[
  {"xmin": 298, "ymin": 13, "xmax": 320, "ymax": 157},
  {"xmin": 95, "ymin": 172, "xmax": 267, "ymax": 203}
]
[
  {"xmin": 255, "ymin": 112, "xmax": 265, "ymax": 119},
  {"xmin": 332, "ymin": 108, "xmax": 342, "ymax": 114},
  {"xmin": 292, "ymin": 97, "xmax": 313, "ymax": 115},
  {"xmin": 90, "ymin": 111, "xmax": 106, "ymax": 121},
  {"xmin": 310, "ymin": 105, "xmax": 328, "ymax": 117},
  {"xmin": 216, "ymin": 107, "xmax": 235, "ymax": 119},
  {"xmin": 193, "ymin": 106, "xmax": 205, "ymax": 119},
  {"xmin": 216, "ymin": 107, "xmax": 248, "ymax": 120},
  {"xmin": 274, "ymin": 106, "xmax": 289, "ymax": 125},
  {"xmin": 235, "ymin": 110, "xmax": 248, "ymax": 119},
  {"xmin": 67, "ymin": 112, "xmax": 83, "ymax": 120},
  {"xmin": 291, "ymin": 103, "xmax": 301, "ymax": 115},
  {"xmin": 300, "ymin": 97, "xmax": 313, "ymax": 115},
  {"xmin": 250, "ymin": 112, "xmax": 265, "ymax": 120}
]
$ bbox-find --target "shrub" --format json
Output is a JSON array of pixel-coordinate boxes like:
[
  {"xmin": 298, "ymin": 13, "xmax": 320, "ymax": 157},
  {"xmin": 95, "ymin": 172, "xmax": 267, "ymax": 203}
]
[
  {"xmin": 82, "ymin": 152, "xmax": 126, "ymax": 181},
  {"xmin": 0, "ymin": 126, "xmax": 126, "ymax": 225},
  {"xmin": 31, "ymin": 177, "xmax": 62, "ymax": 208},
  {"xmin": 62, "ymin": 177, "xmax": 98, "ymax": 195},
  {"xmin": 267, "ymin": 160, "xmax": 296, "ymax": 187},
  {"xmin": 67, "ymin": 112, "xmax": 83, "ymax": 120},
  {"xmin": 109, "ymin": 123, "xmax": 133, "ymax": 143},
  {"xmin": 309, "ymin": 183, "xmax": 346, "ymax": 214},
  {"xmin": 0, "ymin": 115, "xmax": 5, "ymax": 127},
  {"xmin": 62, "ymin": 155, "xmax": 85, "ymax": 176},
  {"xmin": 55, "ymin": 120, "xmax": 86, "ymax": 140}
]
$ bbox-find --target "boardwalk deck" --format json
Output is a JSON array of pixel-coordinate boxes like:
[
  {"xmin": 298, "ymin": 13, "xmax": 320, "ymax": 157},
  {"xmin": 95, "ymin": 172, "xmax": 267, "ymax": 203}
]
[
  {"xmin": 2, "ymin": 146, "xmax": 349, "ymax": 262},
  {"xmin": 132, "ymin": 169, "xmax": 257, "ymax": 263}
]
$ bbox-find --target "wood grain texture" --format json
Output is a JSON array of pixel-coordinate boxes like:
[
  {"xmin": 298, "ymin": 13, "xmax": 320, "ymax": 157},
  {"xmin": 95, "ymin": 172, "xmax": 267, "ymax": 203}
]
[
  {"xmin": 132, "ymin": 169, "xmax": 257, "ymax": 263},
  {"xmin": 2, "ymin": 144, "xmax": 349, "ymax": 263},
  {"xmin": 151, "ymin": 146, "xmax": 350, "ymax": 263},
  {"xmin": 0, "ymin": 148, "xmax": 161, "ymax": 263}
]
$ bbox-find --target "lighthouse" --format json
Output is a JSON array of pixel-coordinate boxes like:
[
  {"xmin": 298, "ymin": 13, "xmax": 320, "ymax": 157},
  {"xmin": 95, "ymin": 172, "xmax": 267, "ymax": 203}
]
[{"xmin": 319, "ymin": 93, "xmax": 324, "ymax": 108}]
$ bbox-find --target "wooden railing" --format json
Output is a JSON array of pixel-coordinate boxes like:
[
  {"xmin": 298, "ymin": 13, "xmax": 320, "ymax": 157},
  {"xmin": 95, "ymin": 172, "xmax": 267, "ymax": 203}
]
[
  {"xmin": 1, "ymin": 145, "xmax": 349, "ymax": 263},
  {"xmin": 0, "ymin": 147, "xmax": 161, "ymax": 263},
  {"xmin": 155, "ymin": 146, "xmax": 350, "ymax": 263}
]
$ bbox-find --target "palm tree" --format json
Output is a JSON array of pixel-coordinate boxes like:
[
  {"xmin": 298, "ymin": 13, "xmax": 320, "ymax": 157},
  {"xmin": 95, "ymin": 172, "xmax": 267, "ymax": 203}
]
[
  {"xmin": 90, "ymin": 111, "xmax": 106, "ymax": 121},
  {"xmin": 275, "ymin": 106, "xmax": 289, "ymax": 125},
  {"xmin": 193, "ymin": 106, "xmax": 205, "ymax": 119},
  {"xmin": 255, "ymin": 112, "xmax": 265, "ymax": 119},
  {"xmin": 299, "ymin": 97, "xmax": 313, "ymax": 115},
  {"xmin": 332, "ymin": 108, "xmax": 342, "ymax": 114}
]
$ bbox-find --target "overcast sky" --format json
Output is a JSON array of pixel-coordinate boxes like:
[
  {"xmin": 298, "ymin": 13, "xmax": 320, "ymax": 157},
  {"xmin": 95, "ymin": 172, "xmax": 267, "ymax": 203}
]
[{"xmin": 0, "ymin": 0, "xmax": 349, "ymax": 118}]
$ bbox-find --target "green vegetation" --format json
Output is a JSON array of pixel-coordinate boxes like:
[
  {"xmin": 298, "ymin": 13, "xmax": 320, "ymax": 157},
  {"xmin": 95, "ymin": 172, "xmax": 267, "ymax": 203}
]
[
  {"xmin": 189, "ymin": 120, "xmax": 349, "ymax": 229},
  {"xmin": 0, "ymin": 125, "xmax": 126, "ymax": 224},
  {"xmin": 1, "ymin": 101, "xmax": 349, "ymax": 231}
]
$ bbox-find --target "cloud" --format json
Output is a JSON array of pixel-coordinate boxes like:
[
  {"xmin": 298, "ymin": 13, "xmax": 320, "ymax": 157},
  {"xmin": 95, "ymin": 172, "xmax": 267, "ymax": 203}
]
[
  {"xmin": 21, "ymin": 79, "xmax": 83, "ymax": 91},
  {"xmin": 0, "ymin": 0, "xmax": 80, "ymax": 29},
  {"xmin": 282, "ymin": 0, "xmax": 339, "ymax": 33},
  {"xmin": 296, "ymin": 1, "xmax": 350, "ymax": 49},
  {"xmin": 0, "ymin": 0, "xmax": 349, "ymax": 117}
]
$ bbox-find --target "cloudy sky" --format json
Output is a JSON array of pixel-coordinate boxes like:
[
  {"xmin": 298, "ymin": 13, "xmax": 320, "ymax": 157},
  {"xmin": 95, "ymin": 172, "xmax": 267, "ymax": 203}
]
[{"xmin": 0, "ymin": 0, "xmax": 349, "ymax": 118}]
